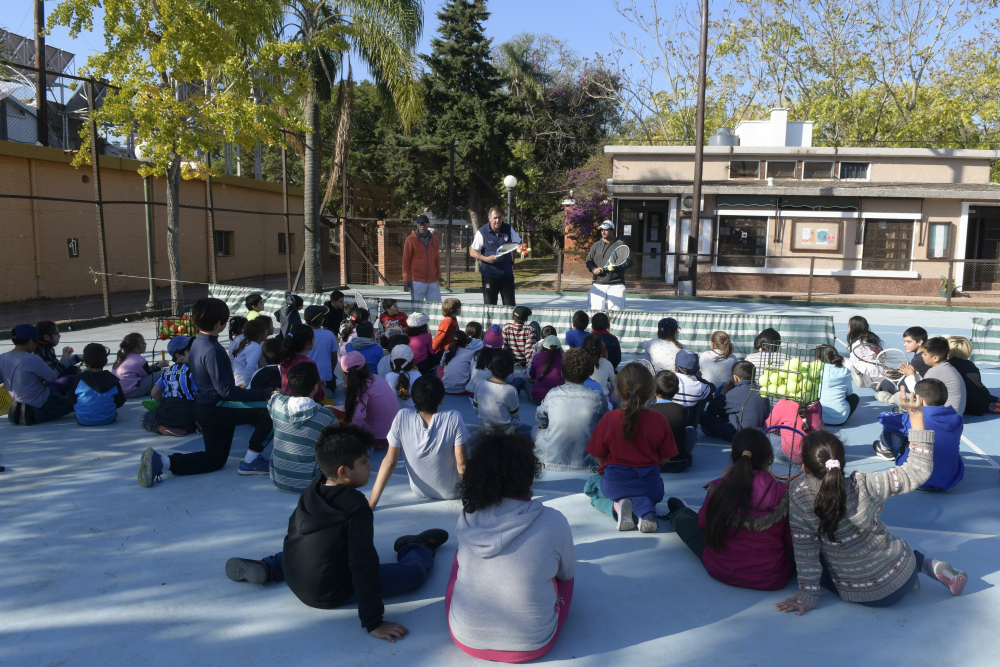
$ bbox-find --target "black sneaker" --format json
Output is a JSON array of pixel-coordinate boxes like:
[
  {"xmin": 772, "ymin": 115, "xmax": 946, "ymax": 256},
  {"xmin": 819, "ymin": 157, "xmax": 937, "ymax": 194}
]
[
  {"xmin": 394, "ymin": 529, "xmax": 449, "ymax": 554},
  {"xmin": 666, "ymin": 497, "xmax": 687, "ymax": 515},
  {"xmin": 873, "ymin": 439, "xmax": 895, "ymax": 460},
  {"xmin": 225, "ymin": 558, "xmax": 271, "ymax": 585}
]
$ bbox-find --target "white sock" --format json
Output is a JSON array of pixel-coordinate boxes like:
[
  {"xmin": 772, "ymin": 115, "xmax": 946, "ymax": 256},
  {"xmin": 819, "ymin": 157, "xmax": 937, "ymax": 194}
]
[
  {"xmin": 160, "ymin": 455, "xmax": 170, "ymax": 471},
  {"xmin": 244, "ymin": 451, "xmax": 260, "ymax": 463}
]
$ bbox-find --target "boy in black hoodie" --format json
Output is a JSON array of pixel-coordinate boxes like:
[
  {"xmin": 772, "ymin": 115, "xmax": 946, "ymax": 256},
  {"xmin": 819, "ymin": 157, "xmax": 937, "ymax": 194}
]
[{"xmin": 225, "ymin": 423, "xmax": 449, "ymax": 642}]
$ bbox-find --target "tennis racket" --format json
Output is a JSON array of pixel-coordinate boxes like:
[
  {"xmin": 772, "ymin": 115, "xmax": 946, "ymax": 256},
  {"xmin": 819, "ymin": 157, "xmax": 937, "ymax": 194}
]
[
  {"xmin": 493, "ymin": 243, "xmax": 522, "ymax": 258},
  {"xmin": 604, "ymin": 245, "xmax": 631, "ymax": 269},
  {"xmin": 621, "ymin": 358, "xmax": 655, "ymax": 375},
  {"xmin": 876, "ymin": 348, "xmax": 910, "ymax": 390},
  {"xmin": 353, "ymin": 291, "xmax": 368, "ymax": 312}
]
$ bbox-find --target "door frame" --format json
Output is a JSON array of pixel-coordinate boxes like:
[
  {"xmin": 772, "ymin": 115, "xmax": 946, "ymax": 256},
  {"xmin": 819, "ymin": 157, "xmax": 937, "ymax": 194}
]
[{"xmin": 613, "ymin": 197, "xmax": 678, "ymax": 283}]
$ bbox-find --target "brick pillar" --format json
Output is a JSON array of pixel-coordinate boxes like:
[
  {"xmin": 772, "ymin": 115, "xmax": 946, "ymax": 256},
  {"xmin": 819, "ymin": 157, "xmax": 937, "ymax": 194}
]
[{"xmin": 376, "ymin": 220, "xmax": 387, "ymax": 286}]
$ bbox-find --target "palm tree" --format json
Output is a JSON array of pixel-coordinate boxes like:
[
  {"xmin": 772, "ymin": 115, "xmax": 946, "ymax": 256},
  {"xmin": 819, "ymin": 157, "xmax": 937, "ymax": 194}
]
[{"xmin": 284, "ymin": 0, "xmax": 423, "ymax": 293}]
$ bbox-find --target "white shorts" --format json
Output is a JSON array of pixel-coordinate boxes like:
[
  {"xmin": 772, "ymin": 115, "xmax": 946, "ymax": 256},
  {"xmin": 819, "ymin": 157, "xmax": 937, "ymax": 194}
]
[
  {"xmin": 411, "ymin": 281, "xmax": 441, "ymax": 302},
  {"xmin": 589, "ymin": 284, "xmax": 626, "ymax": 311}
]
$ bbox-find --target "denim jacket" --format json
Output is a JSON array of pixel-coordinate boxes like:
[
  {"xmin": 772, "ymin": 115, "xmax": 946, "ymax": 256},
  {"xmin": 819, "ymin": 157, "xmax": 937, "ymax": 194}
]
[{"xmin": 535, "ymin": 382, "xmax": 609, "ymax": 472}]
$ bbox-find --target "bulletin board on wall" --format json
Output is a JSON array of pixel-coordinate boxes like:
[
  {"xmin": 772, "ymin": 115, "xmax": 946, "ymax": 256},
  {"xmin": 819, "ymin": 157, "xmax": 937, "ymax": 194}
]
[{"xmin": 791, "ymin": 220, "xmax": 843, "ymax": 252}]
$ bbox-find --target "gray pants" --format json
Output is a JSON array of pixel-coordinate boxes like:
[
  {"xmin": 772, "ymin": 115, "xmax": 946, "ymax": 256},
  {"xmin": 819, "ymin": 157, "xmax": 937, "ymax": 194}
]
[{"xmin": 124, "ymin": 371, "xmax": 162, "ymax": 399}]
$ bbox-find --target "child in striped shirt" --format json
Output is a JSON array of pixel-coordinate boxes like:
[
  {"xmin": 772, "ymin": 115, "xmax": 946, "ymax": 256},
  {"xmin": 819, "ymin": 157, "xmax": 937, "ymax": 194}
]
[
  {"xmin": 502, "ymin": 306, "xmax": 537, "ymax": 367},
  {"xmin": 269, "ymin": 362, "xmax": 339, "ymax": 493}
]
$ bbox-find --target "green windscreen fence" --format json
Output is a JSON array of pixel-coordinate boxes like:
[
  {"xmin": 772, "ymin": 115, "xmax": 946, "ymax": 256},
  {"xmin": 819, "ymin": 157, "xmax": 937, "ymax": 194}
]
[
  {"xmin": 209, "ymin": 285, "xmax": 836, "ymax": 355},
  {"xmin": 972, "ymin": 318, "xmax": 1000, "ymax": 362}
]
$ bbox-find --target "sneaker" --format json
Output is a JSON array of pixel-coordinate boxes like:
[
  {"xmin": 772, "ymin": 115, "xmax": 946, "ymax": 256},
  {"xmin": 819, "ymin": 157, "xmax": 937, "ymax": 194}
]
[
  {"xmin": 666, "ymin": 497, "xmax": 687, "ymax": 515},
  {"xmin": 926, "ymin": 558, "xmax": 968, "ymax": 596},
  {"xmin": 615, "ymin": 499, "xmax": 636, "ymax": 531},
  {"xmin": 225, "ymin": 558, "xmax": 271, "ymax": 585},
  {"xmin": 156, "ymin": 425, "xmax": 186, "ymax": 437},
  {"xmin": 393, "ymin": 529, "xmax": 450, "ymax": 554},
  {"xmin": 138, "ymin": 447, "xmax": 163, "ymax": 488},
  {"xmin": 875, "ymin": 391, "xmax": 894, "ymax": 404},
  {"xmin": 142, "ymin": 399, "xmax": 162, "ymax": 411},
  {"xmin": 873, "ymin": 439, "xmax": 895, "ymax": 460},
  {"xmin": 8, "ymin": 401, "xmax": 22, "ymax": 425},
  {"xmin": 238, "ymin": 457, "xmax": 270, "ymax": 475},
  {"xmin": 989, "ymin": 402, "xmax": 1000, "ymax": 414},
  {"xmin": 639, "ymin": 515, "xmax": 658, "ymax": 533}
]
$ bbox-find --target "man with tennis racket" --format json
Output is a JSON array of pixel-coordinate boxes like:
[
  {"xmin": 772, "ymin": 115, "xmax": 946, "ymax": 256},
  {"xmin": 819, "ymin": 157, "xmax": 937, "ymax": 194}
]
[
  {"xmin": 586, "ymin": 221, "xmax": 634, "ymax": 310},
  {"xmin": 470, "ymin": 206, "xmax": 522, "ymax": 306}
]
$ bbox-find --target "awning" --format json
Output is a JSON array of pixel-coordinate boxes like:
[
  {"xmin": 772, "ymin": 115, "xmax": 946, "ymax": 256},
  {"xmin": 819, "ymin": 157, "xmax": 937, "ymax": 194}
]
[
  {"xmin": 716, "ymin": 195, "xmax": 778, "ymax": 207},
  {"xmin": 779, "ymin": 196, "xmax": 859, "ymax": 211}
]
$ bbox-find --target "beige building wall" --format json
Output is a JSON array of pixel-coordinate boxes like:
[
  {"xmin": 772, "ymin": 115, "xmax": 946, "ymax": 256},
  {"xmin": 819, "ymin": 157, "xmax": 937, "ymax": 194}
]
[{"xmin": 0, "ymin": 141, "xmax": 304, "ymax": 304}]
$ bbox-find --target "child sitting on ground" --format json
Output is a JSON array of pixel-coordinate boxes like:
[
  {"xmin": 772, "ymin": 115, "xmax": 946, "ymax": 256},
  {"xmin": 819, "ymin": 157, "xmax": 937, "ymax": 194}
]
[
  {"xmin": 304, "ymin": 305, "xmax": 339, "ymax": 395},
  {"xmin": 744, "ymin": 328, "xmax": 784, "ymax": 376},
  {"xmin": 441, "ymin": 331, "xmax": 481, "ymax": 395},
  {"xmin": 875, "ymin": 325, "xmax": 930, "ymax": 402},
  {"xmin": 228, "ymin": 316, "xmax": 248, "ymax": 357},
  {"xmin": 466, "ymin": 326, "xmax": 524, "ymax": 398},
  {"xmin": 535, "ymin": 348, "xmax": 607, "ymax": 472},
  {"xmin": 269, "ymin": 362, "xmax": 339, "ymax": 493},
  {"xmin": 137, "ymin": 298, "xmax": 276, "ymax": 486},
  {"xmin": 244, "ymin": 293, "xmax": 265, "ymax": 321},
  {"xmin": 277, "ymin": 324, "xmax": 324, "ymax": 404},
  {"xmin": 649, "ymin": 370, "xmax": 695, "ymax": 472},
  {"xmin": 340, "ymin": 351, "xmax": 400, "ymax": 448},
  {"xmin": 379, "ymin": 298, "xmax": 408, "ymax": 334},
  {"xmin": 666, "ymin": 428, "xmax": 793, "ymax": 591},
  {"xmin": 377, "ymin": 332, "xmax": 410, "ymax": 378},
  {"xmin": 914, "ymin": 336, "xmax": 966, "ymax": 415},
  {"xmin": 672, "ymin": 350, "xmax": 714, "ymax": 427},
  {"xmin": 345, "ymin": 321, "xmax": 383, "ymax": 375},
  {"xmin": 385, "ymin": 345, "xmax": 421, "ymax": 410},
  {"xmin": 1, "ymin": 324, "xmax": 75, "ymax": 425},
  {"xmin": 68, "ymin": 343, "xmax": 126, "ymax": 426},
  {"xmin": 875, "ymin": 380, "xmax": 964, "ymax": 490},
  {"xmin": 590, "ymin": 312, "xmax": 621, "ymax": 370},
  {"xmin": 277, "ymin": 292, "xmax": 303, "ymax": 338},
  {"xmin": 699, "ymin": 330, "xmax": 738, "ymax": 388},
  {"xmin": 432, "ymin": 298, "xmax": 462, "ymax": 354},
  {"xmin": 583, "ymin": 363, "xmax": 678, "ymax": 533},
  {"xmin": 465, "ymin": 321, "xmax": 483, "ymax": 341},
  {"xmin": 473, "ymin": 349, "xmax": 530, "ymax": 435},
  {"xmin": 369, "ymin": 374, "xmax": 471, "ymax": 505},
  {"xmin": 643, "ymin": 317, "xmax": 684, "ymax": 374},
  {"xmin": 565, "ymin": 310, "xmax": 589, "ymax": 348},
  {"xmin": 815, "ymin": 345, "xmax": 858, "ymax": 426},
  {"xmin": 946, "ymin": 335, "xmax": 1000, "ymax": 416},
  {"xmin": 765, "ymin": 398, "xmax": 822, "ymax": 463},
  {"xmin": 140, "ymin": 335, "xmax": 198, "ymax": 437},
  {"xmin": 582, "ymin": 334, "xmax": 616, "ymax": 397},
  {"xmin": 776, "ymin": 413, "xmax": 966, "ymax": 616},
  {"xmin": 225, "ymin": 423, "xmax": 448, "ymax": 643},
  {"xmin": 250, "ymin": 339, "xmax": 283, "ymax": 392},
  {"xmin": 503, "ymin": 306, "xmax": 538, "ymax": 367},
  {"xmin": 113, "ymin": 333, "xmax": 169, "ymax": 399},
  {"xmin": 447, "ymin": 428, "xmax": 576, "ymax": 662},
  {"xmin": 699, "ymin": 361, "xmax": 771, "ymax": 442},
  {"xmin": 533, "ymin": 326, "xmax": 558, "ymax": 356},
  {"xmin": 34, "ymin": 320, "xmax": 81, "ymax": 393},
  {"xmin": 528, "ymin": 335, "xmax": 565, "ymax": 404},
  {"xmin": 406, "ymin": 313, "xmax": 438, "ymax": 373},
  {"xmin": 232, "ymin": 317, "xmax": 270, "ymax": 387},
  {"xmin": 845, "ymin": 315, "xmax": 884, "ymax": 388}
]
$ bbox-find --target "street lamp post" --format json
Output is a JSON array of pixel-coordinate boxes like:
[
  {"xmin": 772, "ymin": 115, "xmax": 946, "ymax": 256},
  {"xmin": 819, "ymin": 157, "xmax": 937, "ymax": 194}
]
[{"xmin": 503, "ymin": 175, "xmax": 518, "ymax": 229}]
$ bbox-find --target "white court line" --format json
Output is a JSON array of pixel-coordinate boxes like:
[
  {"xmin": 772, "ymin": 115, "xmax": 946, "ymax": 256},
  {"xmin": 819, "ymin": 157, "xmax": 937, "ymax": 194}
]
[
  {"xmin": 961, "ymin": 435, "xmax": 1000, "ymax": 469},
  {"xmin": 887, "ymin": 525, "xmax": 1000, "ymax": 539}
]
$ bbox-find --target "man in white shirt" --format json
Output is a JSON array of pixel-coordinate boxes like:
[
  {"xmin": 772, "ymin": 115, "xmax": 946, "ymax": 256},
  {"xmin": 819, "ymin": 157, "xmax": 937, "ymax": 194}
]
[{"xmin": 469, "ymin": 207, "xmax": 521, "ymax": 306}]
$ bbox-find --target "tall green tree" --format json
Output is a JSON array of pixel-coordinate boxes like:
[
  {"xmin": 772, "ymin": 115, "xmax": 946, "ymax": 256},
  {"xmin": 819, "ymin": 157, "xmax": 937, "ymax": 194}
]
[
  {"xmin": 420, "ymin": 0, "xmax": 515, "ymax": 233},
  {"xmin": 283, "ymin": 0, "xmax": 423, "ymax": 293},
  {"xmin": 51, "ymin": 0, "xmax": 290, "ymax": 310}
]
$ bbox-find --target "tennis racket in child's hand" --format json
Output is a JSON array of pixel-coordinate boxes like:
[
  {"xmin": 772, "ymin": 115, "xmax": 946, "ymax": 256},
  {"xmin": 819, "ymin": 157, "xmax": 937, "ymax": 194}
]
[
  {"xmin": 603, "ymin": 245, "xmax": 630, "ymax": 270},
  {"xmin": 876, "ymin": 348, "xmax": 910, "ymax": 389}
]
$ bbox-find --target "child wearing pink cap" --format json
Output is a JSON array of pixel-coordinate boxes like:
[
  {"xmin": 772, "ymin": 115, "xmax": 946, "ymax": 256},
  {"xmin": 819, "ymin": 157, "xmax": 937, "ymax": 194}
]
[{"xmin": 339, "ymin": 351, "xmax": 400, "ymax": 448}]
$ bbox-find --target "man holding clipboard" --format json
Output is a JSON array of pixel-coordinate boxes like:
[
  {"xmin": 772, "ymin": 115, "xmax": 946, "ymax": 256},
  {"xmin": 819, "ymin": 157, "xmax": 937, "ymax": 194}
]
[
  {"xmin": 469, "ymin": 206, "xmax": 522, "ymax": 305},
  {"xmin": 586, "ymin": 221, "xmax": 633, "ymax": 310}
]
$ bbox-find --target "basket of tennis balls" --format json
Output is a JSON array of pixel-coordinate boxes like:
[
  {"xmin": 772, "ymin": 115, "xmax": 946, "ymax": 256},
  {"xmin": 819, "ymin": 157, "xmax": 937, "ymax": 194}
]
[{"xmin": 757, "ymin": 358, "xmax": 823, "ymax": 404}]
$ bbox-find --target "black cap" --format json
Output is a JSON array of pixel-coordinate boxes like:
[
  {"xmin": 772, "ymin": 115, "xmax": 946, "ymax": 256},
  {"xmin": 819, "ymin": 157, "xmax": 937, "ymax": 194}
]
[{"xmin": 414, "ymin": 214, "xmax": 430, "ymax": 226}]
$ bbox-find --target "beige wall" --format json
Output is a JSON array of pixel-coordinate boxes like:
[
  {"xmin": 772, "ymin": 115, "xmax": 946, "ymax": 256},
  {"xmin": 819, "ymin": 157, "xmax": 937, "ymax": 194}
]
[{"xmin": 0, "ymin": 141, "xmax": 304, "ymax": 303}]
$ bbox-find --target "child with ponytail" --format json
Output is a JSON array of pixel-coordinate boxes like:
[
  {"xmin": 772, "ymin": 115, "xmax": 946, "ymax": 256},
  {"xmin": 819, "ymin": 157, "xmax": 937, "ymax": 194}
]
[
  {"xmin": 277, "ymin": 324, "xmax": 324, "ymax": 403},
  {"xmin": 699, "ymin": 330, "xmax": 738, "ymax": 388},
  {"xmin": 339, "ymin": 351, "xmax": 400, "ymax": 448},
  {"xmin": 441, "ymin": 330, "xmax": 480, "ymax": 395},
  {"xmin": 113, "ymin": 333, "xmax": 169, "ymax": 398},
  {"xmin": 528, "ymin": 335, "xmax": 565, "ymax": 403},
  {"xmin": 583, "ymin": 363, "xmax": 678, "ymax": 533},
  {"xmin": 232, "ymin": 317, "xmax": 271, "ymax": 387},
  {"xmin": 385, "ymin": 345, "xmax": 422, "ymax": 409},
  {"xmin": 765, "ymin": 398, "xmax": 823, "ymax": 462},
  {"xmin": 777, "ymin": 399, "xmax": 967, "ymax": 616},
  {"xmin": 666, "ymin": 429, "xmax": 793, "ymax": 590}
]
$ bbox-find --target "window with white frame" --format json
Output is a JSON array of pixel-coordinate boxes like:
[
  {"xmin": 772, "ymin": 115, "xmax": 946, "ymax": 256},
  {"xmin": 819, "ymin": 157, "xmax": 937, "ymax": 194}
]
[
  {"xmin": 729, "ymin": 160, "xmax": 760, "ymax": 179},
  {"xmin": 802, "ymin": 162, "xmax": 835, "ymax": 179},
  {"xmin": 766, "ymin": 161, "xmax": 797, "ymax": 179},
  {"xmin": 717, "ymin": 216, "xmax": 767, "ymax": 267},
  {"xmin": 927, "ymin": 223, "xmax": 950, "ymax": 259}
]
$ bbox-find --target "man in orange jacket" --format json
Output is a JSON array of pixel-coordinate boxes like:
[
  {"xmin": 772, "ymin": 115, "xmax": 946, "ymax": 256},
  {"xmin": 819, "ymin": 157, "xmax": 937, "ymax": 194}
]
[{"xmin": 402, "ymin": 215, "xmax": 443, "ymax": 301}]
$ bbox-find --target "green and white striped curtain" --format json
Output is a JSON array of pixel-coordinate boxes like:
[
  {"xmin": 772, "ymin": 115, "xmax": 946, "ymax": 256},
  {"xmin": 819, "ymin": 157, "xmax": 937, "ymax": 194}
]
[
  {"xmin": 209, "ymin": 285, "xmax": 836, "ymax": 354},
  {"xmin": 971, "ymin": 318, "xmax": 1000, "ymax": 362}
]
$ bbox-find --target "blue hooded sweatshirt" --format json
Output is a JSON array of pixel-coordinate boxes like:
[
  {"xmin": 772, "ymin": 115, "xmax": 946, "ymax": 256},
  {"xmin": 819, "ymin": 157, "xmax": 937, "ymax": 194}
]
[{"xmin": 880, "ymin": 405, "xmax": 965, "ymax": 490}]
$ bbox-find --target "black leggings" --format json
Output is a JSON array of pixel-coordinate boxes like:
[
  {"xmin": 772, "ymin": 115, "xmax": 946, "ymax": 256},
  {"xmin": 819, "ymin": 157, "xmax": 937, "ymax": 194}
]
[{"xmin": 826, "ymin": 394, "xmax": 860, "ymax": 427}]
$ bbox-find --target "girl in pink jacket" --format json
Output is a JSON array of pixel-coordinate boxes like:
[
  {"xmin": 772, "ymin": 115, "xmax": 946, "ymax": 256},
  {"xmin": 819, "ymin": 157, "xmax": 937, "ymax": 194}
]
[{"xmin": 766, "ymin": 399, "xmax": 823, "ymax": 461}]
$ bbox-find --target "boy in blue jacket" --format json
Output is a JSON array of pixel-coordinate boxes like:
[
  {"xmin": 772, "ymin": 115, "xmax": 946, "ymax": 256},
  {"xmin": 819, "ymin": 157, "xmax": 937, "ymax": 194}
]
[
  {"xmin": 875, "ymin": 378, "xmax": 964, "ymax": 490},
  {"xmin": 69, "ymin": 343, "xmax": 126, "ymax": 426},
  {"xmin": 138, "ymin": 298, "xmax": 276, "ymax": 487},
  {"xmin": 698, "ymin": 361, "xmax": 770, "ymax": 442}
]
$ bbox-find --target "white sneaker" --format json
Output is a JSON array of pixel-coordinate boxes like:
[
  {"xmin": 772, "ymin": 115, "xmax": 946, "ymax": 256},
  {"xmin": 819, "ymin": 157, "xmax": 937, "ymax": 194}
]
[
  {"xmin": 615, "ymin": 499, "xmax": 635, "ymax": 531},
  {"xmin": 875, "ymin": 391, "xmax": 894, "ymax": 403},
  {"xmin": 639, "ymin": 516, "xmax": 658, "ymax": 533}
]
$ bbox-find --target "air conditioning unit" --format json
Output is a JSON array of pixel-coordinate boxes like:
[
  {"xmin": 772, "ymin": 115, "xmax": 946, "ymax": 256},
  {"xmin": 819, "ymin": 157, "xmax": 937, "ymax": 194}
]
[{"xmin": 680, "ymin": 195, "xmax": 704, "ymax": 213}]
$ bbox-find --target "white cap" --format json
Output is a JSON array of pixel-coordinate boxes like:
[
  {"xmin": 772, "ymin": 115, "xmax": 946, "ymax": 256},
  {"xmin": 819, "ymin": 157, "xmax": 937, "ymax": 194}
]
[
  {"xmin": 598, "ymin": 220, "xmax": 615, "ymax": 230},
  {"xmin": 390, "ymin": 344, "xmax": 415, "ymax": 364},
  {"xmin": 408, "ymin": 312, "xmax": 429, "ymax": 328}
]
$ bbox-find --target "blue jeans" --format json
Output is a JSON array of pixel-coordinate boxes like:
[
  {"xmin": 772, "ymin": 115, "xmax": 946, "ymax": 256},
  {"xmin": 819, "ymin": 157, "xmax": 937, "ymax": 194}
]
[
  {"xmin": 263, "ymin": 543, "xmax": 435, "ymax": 600},
  {"xmin": 881, "ymin": 428, "xmax": 910, "ymax": 459},
  {"xmin": 8, "ymin": 390, "xmax": 74, "ymax": 425},
  {"xmin": 510, "ymin": 377, "xmax": 527, "ymax": 396},
  {"xmin": 586, "ymin": 465, "xmax": 665, "ymax": 520}
]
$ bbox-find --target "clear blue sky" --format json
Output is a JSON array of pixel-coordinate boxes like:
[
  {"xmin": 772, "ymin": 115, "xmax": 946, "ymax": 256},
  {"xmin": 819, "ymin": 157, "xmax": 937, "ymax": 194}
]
[{"xmin": 17, "ymin": 0, "xmax": 637, "ymax": 76}]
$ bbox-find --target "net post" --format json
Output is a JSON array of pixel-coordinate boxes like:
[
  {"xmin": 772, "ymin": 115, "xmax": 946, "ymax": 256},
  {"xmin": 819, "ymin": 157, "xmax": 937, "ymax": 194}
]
[
  {"xmin": 947, "ymin": 260, "xmax": 954, "ymax": 307},
  {"xmin": 807, "ymin": 256, "xmax": 815, "ymax": 304}
]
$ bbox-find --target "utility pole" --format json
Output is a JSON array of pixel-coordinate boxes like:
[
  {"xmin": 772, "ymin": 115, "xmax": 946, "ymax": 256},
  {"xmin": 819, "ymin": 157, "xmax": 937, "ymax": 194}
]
[
  {"xmin": 447, "ymin": 141, "xmax": 455, "ymax": 289},
  {"xmin": 34, "ymin": 0, "xmax": 49, "ymax": 147},
  {"xmin": 688, "ymin": 0, "xmax": 710, "ymax": 298},
  {"xmin": 282, "ymin": 145, "xmax": 292, "ymax": 291},
  {"xmin": 86, "ymin": 78, "xmax": 110, "ymax": 317},
  {"xmin": 143, "ymin": 176, "xmax": 156, "ymax": 309}
]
